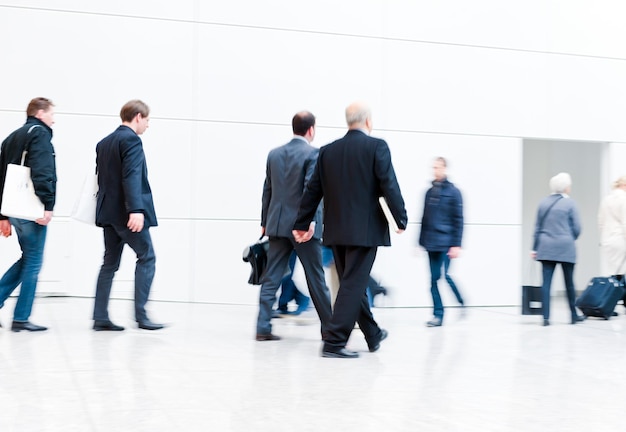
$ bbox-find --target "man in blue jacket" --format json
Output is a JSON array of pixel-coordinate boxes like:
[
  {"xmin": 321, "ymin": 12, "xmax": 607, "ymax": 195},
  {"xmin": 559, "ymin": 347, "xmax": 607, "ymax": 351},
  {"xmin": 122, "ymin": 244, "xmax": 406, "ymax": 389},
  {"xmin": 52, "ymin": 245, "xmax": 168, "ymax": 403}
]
[
  {"xmin": 93, "ymin": 100, "xmax": 162, "ymax": 331},
  {"xmin": 419, "ymin": 157, "xmax": 464, "ymax": 327},
  {"xmin": 0, "ymin": 97, "xmax": 56, "ymax": 331}
]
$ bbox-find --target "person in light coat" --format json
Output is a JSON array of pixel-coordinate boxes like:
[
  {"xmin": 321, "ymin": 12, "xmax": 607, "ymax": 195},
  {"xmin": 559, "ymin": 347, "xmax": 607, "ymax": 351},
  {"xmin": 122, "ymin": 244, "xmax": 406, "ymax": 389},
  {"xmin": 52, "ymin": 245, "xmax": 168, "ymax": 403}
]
[
  {"xmin": 598, "ymin": 176, "xmax": 626, "ymax": 278},
  {"xmin": 531, "ymin": 172, "xmax": 585, "ymax": 326}
]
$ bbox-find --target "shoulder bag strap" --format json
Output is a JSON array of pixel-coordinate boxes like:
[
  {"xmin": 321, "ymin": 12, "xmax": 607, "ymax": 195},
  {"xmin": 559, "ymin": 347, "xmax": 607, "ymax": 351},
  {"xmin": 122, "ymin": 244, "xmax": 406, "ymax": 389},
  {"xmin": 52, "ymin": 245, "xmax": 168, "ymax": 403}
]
[
  {"xmin": 20, "ymin": 124, "xmax": 42, "ymax": 166},
  {"xmin": 538, "ymin": 195, "xmax": 563, "ymax": 232}
]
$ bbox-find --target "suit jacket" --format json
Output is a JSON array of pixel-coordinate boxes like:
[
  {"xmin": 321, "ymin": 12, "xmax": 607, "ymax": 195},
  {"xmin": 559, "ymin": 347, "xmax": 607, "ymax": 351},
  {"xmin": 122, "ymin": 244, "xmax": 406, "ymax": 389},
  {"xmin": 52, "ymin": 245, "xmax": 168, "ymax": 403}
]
[
  {"xmin": 294, "ymin": 129, "xmax": 407, "ymax": 247},
  {"xmin": 261, "ymin": 137, "xmax": 322, "ymax": 239},
  {"xmin": 533, "ymin": 194, "xmax": 580, "ymax": 263},
  {"xmin": 95, "ymin": 125, "xmax": 157, "ymax": 228}
]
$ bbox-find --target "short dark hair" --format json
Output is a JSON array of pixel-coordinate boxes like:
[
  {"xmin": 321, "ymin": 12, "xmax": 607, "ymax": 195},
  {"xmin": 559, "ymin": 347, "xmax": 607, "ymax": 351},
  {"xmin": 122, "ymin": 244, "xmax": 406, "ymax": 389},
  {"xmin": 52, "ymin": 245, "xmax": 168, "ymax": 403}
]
[
  {"xmin": 120, "ymin": 100, "xmax": 150, "ymax": 122},
  {"xmin": 292, "ymin": 111, "xmax": 315, "ymax": 136},
  {"xmin": 26, "ymin": 97, "xmax": 54, "ymax": 117},
  {"xmin": 435, "ymin": 156, "xmax": 447, "ymax": 167}
]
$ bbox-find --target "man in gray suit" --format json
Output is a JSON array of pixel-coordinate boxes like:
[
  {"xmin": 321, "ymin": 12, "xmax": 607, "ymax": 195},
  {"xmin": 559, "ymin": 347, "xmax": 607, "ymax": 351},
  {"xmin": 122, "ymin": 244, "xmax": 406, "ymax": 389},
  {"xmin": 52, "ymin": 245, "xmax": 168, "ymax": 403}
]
[{"xmin": 256, "ymin": 111, "xmax": 332, "ymax": 341}]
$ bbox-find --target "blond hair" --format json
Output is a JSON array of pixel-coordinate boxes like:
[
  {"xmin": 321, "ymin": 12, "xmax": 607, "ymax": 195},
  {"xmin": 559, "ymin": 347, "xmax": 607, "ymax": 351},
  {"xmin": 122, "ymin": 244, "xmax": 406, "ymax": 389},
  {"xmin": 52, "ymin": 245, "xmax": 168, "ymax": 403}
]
[{"xmin": 613, "ymin": 176, "xmax": 626, "ymax": 189}]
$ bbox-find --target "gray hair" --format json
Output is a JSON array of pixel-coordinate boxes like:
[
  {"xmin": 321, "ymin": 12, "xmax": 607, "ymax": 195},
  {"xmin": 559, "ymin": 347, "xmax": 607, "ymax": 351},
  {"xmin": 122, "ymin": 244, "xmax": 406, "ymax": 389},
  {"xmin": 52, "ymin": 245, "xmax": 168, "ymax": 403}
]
[
  {"xmin": 345, "ymin": 102, "xmax": 371, "ymax": 127},
  {"xmin": 549, "ymin": 172, "xmax": 572, "ymax": 193}
]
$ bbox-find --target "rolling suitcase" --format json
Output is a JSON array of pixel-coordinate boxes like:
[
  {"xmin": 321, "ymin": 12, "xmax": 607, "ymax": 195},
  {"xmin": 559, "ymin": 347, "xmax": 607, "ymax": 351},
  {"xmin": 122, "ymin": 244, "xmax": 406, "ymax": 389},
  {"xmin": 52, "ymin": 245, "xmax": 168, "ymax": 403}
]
[{"xmin": 575, "ymin": 277, "xmax": 624, "ymax": 319}]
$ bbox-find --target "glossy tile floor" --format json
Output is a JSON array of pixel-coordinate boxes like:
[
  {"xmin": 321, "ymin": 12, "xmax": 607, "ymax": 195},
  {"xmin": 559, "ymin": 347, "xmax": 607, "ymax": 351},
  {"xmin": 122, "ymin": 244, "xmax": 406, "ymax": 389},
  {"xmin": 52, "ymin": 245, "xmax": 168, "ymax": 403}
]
[{"xmin": 1, "ymin": 296, "xmax": 625, "ymax": 432}]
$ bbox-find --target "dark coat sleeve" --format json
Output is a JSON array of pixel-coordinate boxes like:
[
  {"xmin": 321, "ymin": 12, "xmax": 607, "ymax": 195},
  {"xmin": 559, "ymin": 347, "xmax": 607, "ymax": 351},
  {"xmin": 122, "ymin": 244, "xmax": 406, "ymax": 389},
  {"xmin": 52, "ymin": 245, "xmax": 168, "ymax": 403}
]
[
  {"xmin": 120, "ymin": 134, "xmax": 145, "ymax": 213},
  {"xmin": 374, "ymin": 140, "xmax": 407, "ymax": 230},
  {"xmin": 294, "ymin": 151, "xmax": 324, "ymax": 231},
  {"xmin": 450, "ymin": 186, "xmax": 463, "ymax": 246},
  {"xmin": 260, "ymin": 156, "xmax": 271, "ymax": 227},
  {"xmin": 27, "ymin": 127, "xmax": 56, "ymax": 211}
]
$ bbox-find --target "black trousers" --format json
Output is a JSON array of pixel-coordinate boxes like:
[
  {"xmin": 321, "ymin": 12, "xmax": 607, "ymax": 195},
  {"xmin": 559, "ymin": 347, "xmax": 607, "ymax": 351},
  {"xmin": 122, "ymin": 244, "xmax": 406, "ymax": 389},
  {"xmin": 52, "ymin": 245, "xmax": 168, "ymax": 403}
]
[{"xmin": 324, "ymin": 245, "xmax": 382, "ymax": 349}]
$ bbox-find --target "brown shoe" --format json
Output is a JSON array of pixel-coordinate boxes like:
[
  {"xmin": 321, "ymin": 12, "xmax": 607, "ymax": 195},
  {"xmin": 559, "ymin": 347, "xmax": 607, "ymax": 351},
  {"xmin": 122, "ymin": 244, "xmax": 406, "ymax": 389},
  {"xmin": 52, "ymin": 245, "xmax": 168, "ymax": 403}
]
[{"xmin": 256, "ymin": 333, "xmax": 281, "ymax": 341}]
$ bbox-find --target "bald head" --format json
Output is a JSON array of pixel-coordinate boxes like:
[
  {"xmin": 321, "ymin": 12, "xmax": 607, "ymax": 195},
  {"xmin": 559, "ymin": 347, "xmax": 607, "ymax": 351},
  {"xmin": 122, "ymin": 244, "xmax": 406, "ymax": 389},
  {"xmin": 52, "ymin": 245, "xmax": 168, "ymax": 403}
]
[{"xmin": 345, "ymin": 102, "xmax": 372, "ymax": 131}]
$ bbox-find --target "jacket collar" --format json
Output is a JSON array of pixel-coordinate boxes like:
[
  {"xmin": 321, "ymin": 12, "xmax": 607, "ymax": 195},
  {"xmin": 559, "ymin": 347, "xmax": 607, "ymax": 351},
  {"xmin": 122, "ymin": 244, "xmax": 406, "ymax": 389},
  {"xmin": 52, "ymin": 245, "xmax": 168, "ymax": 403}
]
[{"xmin": 25, "ymin": 116, "xmax": 53, "ymax": 137}]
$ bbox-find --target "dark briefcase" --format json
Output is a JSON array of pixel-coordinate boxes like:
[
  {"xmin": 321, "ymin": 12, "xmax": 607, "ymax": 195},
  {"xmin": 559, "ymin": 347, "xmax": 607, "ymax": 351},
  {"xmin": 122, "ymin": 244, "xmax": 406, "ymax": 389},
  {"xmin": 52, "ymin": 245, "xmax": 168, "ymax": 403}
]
[
  {"xmin": 242, "ymin": 237, "xmax": 269, "ymax": 285},
  {"xmin": 522, "ymin": 285, "xmax": 543, "ymax": 315}
]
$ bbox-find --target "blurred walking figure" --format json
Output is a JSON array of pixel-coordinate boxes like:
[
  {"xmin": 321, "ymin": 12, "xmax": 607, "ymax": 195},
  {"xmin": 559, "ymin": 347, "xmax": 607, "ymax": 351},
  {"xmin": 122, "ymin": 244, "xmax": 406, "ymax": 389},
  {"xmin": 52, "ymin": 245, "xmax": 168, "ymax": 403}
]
[
  {"xmin": 531, "ymin": 172, "xmax": 585, "ymax": 326},
  {"xmin": 419, "ymin": 157, "xmax": 464, "ymax": 327},
  {"xmin": 0, "ymin": 97, "xmax": 57, "ymax": 332},
  {"xmin": 598, "ymin": 176, "xmax": 626, "ymax": 279}
]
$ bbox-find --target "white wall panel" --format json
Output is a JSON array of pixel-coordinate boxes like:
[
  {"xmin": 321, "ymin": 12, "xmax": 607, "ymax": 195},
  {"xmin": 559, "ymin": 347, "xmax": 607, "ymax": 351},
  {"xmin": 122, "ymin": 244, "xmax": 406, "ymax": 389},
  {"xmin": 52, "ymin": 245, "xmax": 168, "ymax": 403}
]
[
  {"xmin": 139, "ymin": 120, "xmax": 194, "ymax": 219},
  {"xmin": 0, "ymin": 1, "xmax": 195, "ymax": 22},
  {"xmin": 194, "ymin": 0, "xmax": 386, "ymax": 38},
  {"xmin": 64, "ymin": 221, "xmax": 103, "ymax": 298},
  {"xmin": 543, "ymin": 55, "xmax": 626, "ymax": 141},
  {"xmin": 193, "ymin": 122, "xmax": 279, "ymax": 220},
  {"xmin": 195, "ymin": 0, "xmax": 626, "ymax": 60},
  {"xmin": 380, "ymin": 41, "xmax": 550, "ymax": 137},
  {"xmin": 0, "ymin": 7, "xmax": 195, "ymax": 119},
  {"xmin": 148, "ymin": 220, "xmax": 193, "ymax": 303},
  {"xmin": 195, "ymin": 25, "xmax": 384, "ymax": 126}
]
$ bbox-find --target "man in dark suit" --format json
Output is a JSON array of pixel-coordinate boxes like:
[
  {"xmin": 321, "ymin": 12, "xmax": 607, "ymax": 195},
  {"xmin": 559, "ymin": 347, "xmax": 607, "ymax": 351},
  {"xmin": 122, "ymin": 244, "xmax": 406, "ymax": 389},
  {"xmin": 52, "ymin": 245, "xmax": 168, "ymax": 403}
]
[
  {"xmin": 256, "ymin": 111, "xmax": 332, "ymax": 341},
  {"xmin": 92, "ymin": 100, "xmax": 163, "ymax": 331},
  {"xmin": 293, "ymin": 102, "xmax": 407, "ymax": 358}
]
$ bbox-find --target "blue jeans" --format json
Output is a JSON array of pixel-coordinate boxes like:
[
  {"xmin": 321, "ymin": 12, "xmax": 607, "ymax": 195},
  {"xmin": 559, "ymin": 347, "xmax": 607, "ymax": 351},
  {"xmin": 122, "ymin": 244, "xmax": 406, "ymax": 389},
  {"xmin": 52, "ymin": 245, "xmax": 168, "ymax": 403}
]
[
  {"xmin": 428, "ymin": 251, "xmax": 446, "ymax": 320},
  {"xmin": 93, "ymin": 225, "xmax": 156, "ymax": 322},
  {"xmin": 0, "ymin": 218, "xmax": 48, "ymax": 321},
  {"xmin": 444, "ymin": 255, "xmax": 464, "ymax": 305},
  {"xmin": 277, "ymin": 251, "xmax": 310, "ymax": 313}
]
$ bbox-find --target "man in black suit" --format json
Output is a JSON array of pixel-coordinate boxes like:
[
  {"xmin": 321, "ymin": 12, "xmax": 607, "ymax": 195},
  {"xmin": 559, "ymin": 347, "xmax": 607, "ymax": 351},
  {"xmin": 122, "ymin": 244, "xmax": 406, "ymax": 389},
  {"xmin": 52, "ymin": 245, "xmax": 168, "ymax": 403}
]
[
  {"xmin": 256, "ymin": 111, "xmax": 332, "ymax": 341},
  {"xmin": 92, "ymin": 100, "xmax": 163, "ymax": 331},
  {"xmin": 294, "ymin": 102, "xmax": 407, "ymax": 358}
]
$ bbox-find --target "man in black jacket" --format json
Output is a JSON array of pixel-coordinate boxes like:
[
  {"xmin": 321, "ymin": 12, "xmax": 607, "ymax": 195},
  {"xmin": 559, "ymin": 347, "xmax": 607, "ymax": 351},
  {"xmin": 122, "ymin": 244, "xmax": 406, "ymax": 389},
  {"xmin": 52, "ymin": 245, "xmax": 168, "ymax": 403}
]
[
  {"xmin": 0, "ymin": 97, "xmax": 56, "ymax": 332},
  {"xmin": 419, "ymin": 157, "xmax": 464, "ymax": 327},
  {"xmin": 294, "ymin": 102, "xmax": 407, "ymax": 358},
  {"xmin": 93, "ymin": 100, "xmax": 162, "ymax": 331}
]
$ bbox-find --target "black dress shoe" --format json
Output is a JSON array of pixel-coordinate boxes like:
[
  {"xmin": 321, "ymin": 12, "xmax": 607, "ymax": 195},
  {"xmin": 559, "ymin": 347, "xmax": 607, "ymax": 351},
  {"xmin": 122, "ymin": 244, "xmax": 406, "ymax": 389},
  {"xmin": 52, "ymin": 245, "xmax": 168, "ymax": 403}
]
[
  {"xmin": 256, "ymin": 333, "xmax": 281, "ymax": 341},
  {"xmin": 11, "ymin": 321, "xmax": 47, "ymax": 332},
  {"xmin": 93, "ymin": 320, "xmax": 125, "ymax": 331},
  {"xmin": 542, "ymin": 319, "xmax": 550, "ymax": 326},
  {"xmin": 368, "ymin": 329, "xmax": 388, "ymax": 352},
  {"xmin": 571, "ymin": 315, "xmax": 586, "ymax": 324},
  {"xmin": 321, "ymin": 347, "xmax": 360, "ymax": 358},
  {"xmin": 137, "ymin": 319, "xmax": 164, "ymax": 330}
]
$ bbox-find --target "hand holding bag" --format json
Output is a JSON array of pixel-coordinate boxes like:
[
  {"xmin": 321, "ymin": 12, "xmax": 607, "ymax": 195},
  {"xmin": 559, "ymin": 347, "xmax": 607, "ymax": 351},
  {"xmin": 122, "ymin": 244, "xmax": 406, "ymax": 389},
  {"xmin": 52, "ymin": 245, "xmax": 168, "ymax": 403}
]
[
  {"xmin": 71, "ymin": 168, "xmax": 98, "ymax": 225},
  {"xmin": 0, "ymin": 149, "xmax": 45, "ymax": 221}
]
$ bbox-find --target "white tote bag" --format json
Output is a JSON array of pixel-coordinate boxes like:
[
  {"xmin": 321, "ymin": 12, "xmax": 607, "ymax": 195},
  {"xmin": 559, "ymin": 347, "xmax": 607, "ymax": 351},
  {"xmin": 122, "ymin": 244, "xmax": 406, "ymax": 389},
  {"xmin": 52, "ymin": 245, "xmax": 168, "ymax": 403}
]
[
  {"xmin": 0, "ymin": 157, "xmax": 45, "ymax": 221},
  {"xmin": 71, "ymin": 172, "xmax": 98, "ymax": 225}
]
